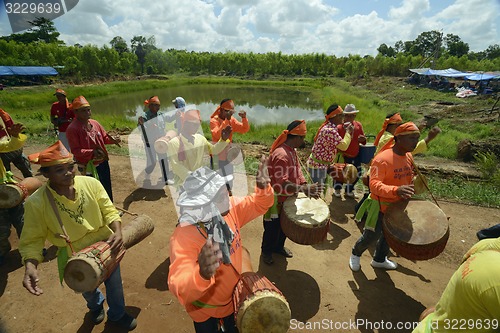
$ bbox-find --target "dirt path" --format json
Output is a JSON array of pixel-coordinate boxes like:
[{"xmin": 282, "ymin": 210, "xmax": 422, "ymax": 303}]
[{"xmin": 1, "ymin": 146, "xmax": 499, "ymax": 333}]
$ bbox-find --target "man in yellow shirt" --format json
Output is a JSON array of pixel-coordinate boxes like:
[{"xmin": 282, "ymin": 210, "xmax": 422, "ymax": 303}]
[
  {"xmin": 413, "ymin": 237, "xmax": 500, "ymax": 333},
  {"xmin": 0, "ymin": 123, "xmax": 27, "ymax": 266},
  {"xmin": 19, "ymin": 141, "xmax": 137, "ymax": 331}
]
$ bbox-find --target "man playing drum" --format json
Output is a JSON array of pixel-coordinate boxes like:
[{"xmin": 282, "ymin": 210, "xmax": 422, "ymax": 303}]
[
  {"xmin": 210, "ymin": 99, "xmax": 250, "ymax": 190},
  {"xmin": 0, "ymin": 122, "xmax": 27, "ymax": 266},
  {"xmin": 306, "ymin": 104, "xmax": 353, "ymax": 188},
  {"xmin": 349, "ymin": 122, "xmax": 421, "ymax": 272},
  {"xmin": 168, "ymin": 157, "xmax": 273, "ymax": 333},
  {"xmin": 19, "ymin": 141, "xmax": 137, "ymax": 331},
  {"xmin": 166, "ymin": 109, "xmax": 231, "ymax": 185},
  {"xmin": 262, "ymin": 120, "xmax": 323, "ymax": 265}
]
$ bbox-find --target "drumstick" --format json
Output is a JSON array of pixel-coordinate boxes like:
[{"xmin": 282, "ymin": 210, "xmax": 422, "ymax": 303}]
[{"xmin": 115, "ymin": 206, "xmax": 138, "ymax": 216}]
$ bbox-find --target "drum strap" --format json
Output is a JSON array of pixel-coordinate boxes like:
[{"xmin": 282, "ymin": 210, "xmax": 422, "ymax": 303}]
[{"xmin": 46, "ymin": 187, "xmax": 78, "ymax": 283}]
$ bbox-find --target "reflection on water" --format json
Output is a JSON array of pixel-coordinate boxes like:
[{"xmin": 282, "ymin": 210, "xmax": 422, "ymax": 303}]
[{"xmin": 89, "ymin": 85, "xmax": 324, "ymax": 125}]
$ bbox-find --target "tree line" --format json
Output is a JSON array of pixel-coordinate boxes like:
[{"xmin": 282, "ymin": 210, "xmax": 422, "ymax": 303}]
[{"xmin": 1, "ymin": 19, "xmax": 499, "ymax": 82}]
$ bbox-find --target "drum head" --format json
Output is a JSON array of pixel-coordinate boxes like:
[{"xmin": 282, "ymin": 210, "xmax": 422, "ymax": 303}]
[
  {"xmin": 0, "ymin": 184, "xmax": 24, "ymax": 209},
  {"xmin": 238, "ymin": 291, "xmax": 291, "ymax": 333},
  {"xmin": 384, "ymin": 200, "xmax": 448, "ymax": 246},
  {"xmin": 64, "ymin": 257, "xmax": 100, "ymax": 293},
  {"xmin": 282, "ymin": 193, "xmax": 329, "ymax": 228}
]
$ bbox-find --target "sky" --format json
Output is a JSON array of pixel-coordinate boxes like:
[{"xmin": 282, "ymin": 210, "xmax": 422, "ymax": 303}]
[{"xmin": 0, "ymin": 0, "xmax": 499, "ymax": 56}]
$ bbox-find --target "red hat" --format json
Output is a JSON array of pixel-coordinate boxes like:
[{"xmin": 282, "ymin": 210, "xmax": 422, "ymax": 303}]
[
  {"xmin": 54, "ymin": 89, "xmax": 66, "ymax": 96},
  {"xmin": 71, "ymin": 96, "xmax": 90, "ymax": 110},
  {"xmin": 29, "ymin": 141, "xmax": 74, "ymax": 167}
]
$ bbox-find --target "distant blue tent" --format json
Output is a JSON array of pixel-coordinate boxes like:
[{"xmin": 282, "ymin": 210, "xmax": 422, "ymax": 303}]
[
  {"xmin": 0, "ymin": 66, "xmax": 58, "ymax": 76},
  {"xmin": 464, "ymin": 73, "xmax": 500, "ymax": 81},
  {"xmin": 409, "ymin": 68, "xmax": 467, "ymax": 77}
]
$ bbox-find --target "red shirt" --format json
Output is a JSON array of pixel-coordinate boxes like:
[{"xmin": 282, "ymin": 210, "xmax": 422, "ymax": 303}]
[
  {"xmin": 337, "ymin": 120, "xmax": 365, "ymax": 158},
  {"xmin": 50, "ymin": 101, "xmax": 75, "ymax": 132},
  {"xmin": 66, "ymin": 119, "xmax": 114, "ymax": 165},
  {"xmin": 268, "ymin": 144, "xmax": 306, "ymax": 203}
]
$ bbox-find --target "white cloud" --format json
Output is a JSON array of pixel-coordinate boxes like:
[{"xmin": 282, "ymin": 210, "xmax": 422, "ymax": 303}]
[{"xmin": 0, "ymin": 0, "xmax": 498, "ymax": 56}]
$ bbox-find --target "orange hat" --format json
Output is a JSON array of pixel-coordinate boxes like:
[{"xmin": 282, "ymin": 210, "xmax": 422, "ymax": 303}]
[
  {"xmin": 54, "ymin": 89, "xmax": 66, "ymax": 96},
  {"xmin": 394, "ymin": 122, "xmax": 420, "ymax": 136},
  {"xmin": 144, "ymin": 96, "xmax": 161, "ymax": 106},
  {"xmin": 211, "ymin": 99, "xmax": 235, "ymax": 118},
  {"xmin": 270, "ymin": 120, "xmax": 307, "ymax": 153},
  {"xmin": 71, "ymin": 96, "xmax": 90, "ymax": 110},
  {"xmin": 29, "ymin": 141, "xmax": 74, "ymax": 167},
  {"xmin": 314, "ymin": 104, "xmax": 343, "ymax": 142},
  {"xmin": 373, "ymin": 113, "xmax": 403, "ymax": 146}
]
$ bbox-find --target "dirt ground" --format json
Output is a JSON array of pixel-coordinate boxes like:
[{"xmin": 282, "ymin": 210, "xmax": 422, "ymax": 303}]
[{"xmin": 1, "ymin": 144, "xmax": 499, "ymax": 333}]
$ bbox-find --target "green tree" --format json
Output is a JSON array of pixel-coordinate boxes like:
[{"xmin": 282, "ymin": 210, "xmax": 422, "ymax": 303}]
[
  {"xmin": 444, "ymin": 33, "xmax": 469, "ymax": 57},
  {"xmin": 110, "ymin": 36, "xmax": 129, "ymax": 54}
]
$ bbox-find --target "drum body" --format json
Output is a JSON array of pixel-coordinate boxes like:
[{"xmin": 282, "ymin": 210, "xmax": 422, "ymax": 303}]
[
  {"xmin": 226, "ymin": 144, "xmax": 244, "ymax": 165},
  {"xmin": 233, "ymin": 272, "xmax": 290, "ymax": 333},
  {"xmin": 121, "ymin": 214, "xmax": 155, "ymax": 249},
  {"xmin": 0, "ymin": 177, "xmax": 43, "ymax": 209},
  {"xmin": 64, "ymin": 241, "xmax": 125, "ymax": 293},
  {"xmin": 328, "ymin": 163, "xmax": 357, "ymax": 184},
  {"xmin": 383, "ymin": 199, "xmax": 449, "ymax": 260},
  {"xmin": 153, "ymin": 130, "xmax": 177, "ymax": 154},
  {"xmin": 359, "ymin": 143, "xmax": 376, "ymax": 165},
  {"xmin": 280, "ymin": 193, "xmax": 330, "ymax": 245}
]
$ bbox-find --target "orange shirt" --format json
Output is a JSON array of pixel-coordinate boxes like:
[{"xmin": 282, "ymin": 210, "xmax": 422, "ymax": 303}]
[
  {"xmin": 168, "ymin": 185, "xmax": 274, "ymax": 322},
  {"xmin": 210, "ymin": 116, "xmax": 249, "ymax": 161},
  {"xmin": 369, "ymin": 148, "xmax": 414, "ymax": 213}
]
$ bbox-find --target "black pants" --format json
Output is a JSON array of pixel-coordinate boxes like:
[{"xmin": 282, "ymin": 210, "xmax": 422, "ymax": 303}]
[
  {"xmin": 193, "ymin": 314, "xmax": 238, "ymax": 333},
  {"xmin": 477, "ymin": 224, "xmax": 500, "ymax": 240},
  {"xmin": 352, "ymin": 213, "xmax": 389, "ymax": 263},
  {"xmin": 0, "ymin": 149, "xmax": 33, "ymax": 178},
  {"xmin": 261, "ymin": 215, "xmax": 286, "ymax": 256},
  {"xmin": 96, "ymin": 161, "xmax": 113, "ymax": 202}
]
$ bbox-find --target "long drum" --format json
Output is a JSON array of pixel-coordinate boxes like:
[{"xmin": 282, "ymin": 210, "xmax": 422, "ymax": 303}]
[
  {"xmin": 153, "ymin": 130, "xmax": 178, "ymax": 154},
  {"xmin": 233, "ymin": 272, "xmax": 290, "ymax": 333},
  {"xmin": 280, "ymin": 193, "xmax": 330, "ymax": 245},
  {"xmin": 328, "ymin": 163, "xmax": 357, "ymax": 184},
  {"xmin": 0, "ymin": 177, "xmax": 43, "ymax": 209},
  {"xmin": 383, "ymin": 200, "xmax": 449, "ymax": 260},
  {"xmin": 64, "ymin": 214, "xmax": 154, "ymax": 292}
]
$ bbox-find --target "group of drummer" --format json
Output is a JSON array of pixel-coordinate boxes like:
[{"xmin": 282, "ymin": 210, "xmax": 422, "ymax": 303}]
[{"xmin": 4, "ymin": 91, "xmax": 499, "ymax": 332}]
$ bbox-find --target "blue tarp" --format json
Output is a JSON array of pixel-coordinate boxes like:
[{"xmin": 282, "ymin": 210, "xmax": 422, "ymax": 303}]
[
  {"xmin": 410, "ymin": 67, "xmax": 500, "ymax": 80},
  {"xmin": 0, "ymin": 66, "xmax": 58, "ymax": 76}
]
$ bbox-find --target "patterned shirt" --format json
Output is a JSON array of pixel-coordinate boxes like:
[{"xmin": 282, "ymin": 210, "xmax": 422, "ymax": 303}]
[{"xmin": 307, "ymin": 122, "xmax": 351, "ymax": 169}]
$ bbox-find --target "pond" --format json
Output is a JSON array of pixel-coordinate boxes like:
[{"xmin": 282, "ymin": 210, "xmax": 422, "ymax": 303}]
[{"xmin": 89, "ymin": 84, "xmax": 324, "ymax": 125}]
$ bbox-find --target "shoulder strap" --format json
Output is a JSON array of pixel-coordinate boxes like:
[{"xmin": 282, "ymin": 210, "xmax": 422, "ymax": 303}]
[{"xmin": 45, "ymin": 187, "xmax": 76, "ymax": 254}]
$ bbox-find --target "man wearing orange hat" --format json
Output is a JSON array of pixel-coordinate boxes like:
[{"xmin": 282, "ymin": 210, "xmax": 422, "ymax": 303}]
[
  {"xmin": 0, "ymin": 123, "xmax": 28, "ymax": 266},
  {"xmin": 166, "ymin": 109, "xmax": 231, "ymax": 185},
  {"xmin": 261, "ymin": 120, "xmax": 323, "ymax": 265},
  {"xmin": 50, "ymin": 89, "xmax": 75, "ymax": 151},
  {"xmin": 0, "ymin": 108, "xmax": 33, "ymax": 178},
  {"xmin": 138, "ymin": 96, "xmax": 171, "ymax": 185},
  {"xmin": 66, "ymin": 96, "xmax": 120, "ymax": 202},
  {"xmin": 210, "ymin": 99, "xmax": 250, "ymax": 188},
  {"xmin": 374, "ymin": 112, "xmax": 441, "ymax": 156},
  {"xmin": 349, "ymin": 122, "xmax": 421, "ymax": 272},
  {"xmin": 19, "ymin": 141, "xmax": 137, "ymax": 330},
  {"xmin": 306, "ymin": 104, "xmax": 353, "ymax": 188}
]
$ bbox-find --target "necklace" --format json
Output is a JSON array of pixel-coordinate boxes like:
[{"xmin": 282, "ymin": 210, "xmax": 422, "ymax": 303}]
[{"xmin": 53, "ymin": 189, "xmax": 86, "ymax": 225}]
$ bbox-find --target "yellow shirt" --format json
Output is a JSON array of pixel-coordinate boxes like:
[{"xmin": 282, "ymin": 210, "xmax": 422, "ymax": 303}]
[
  {"xmin": 413, "ymin": 240, "xmax": 500, "ymax": 333},
  {"xmin": 375, "ymin": 131, "xmax": 427, "ymax": 156},
  {"xmin": 0, "ymin": 134, "xmax": 27, "ymax": 183},
  {"xmin": 166, "ymin": 134, "xmax": 228, "ymax": 184},
  {"xmin": 19, "ymin": 176, "xmax": 121, "ymax": 263}
]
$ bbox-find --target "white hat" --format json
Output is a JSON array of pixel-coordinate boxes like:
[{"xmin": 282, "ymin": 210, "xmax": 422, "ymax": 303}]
[
  {"xmin": 176, "ymin": 167, "xmax": 233, "ymax": 207},
  {"xmin": 343, "ymin": 104, "xmax": 359, "ymax": 114},
  {"xmin": 172, "ymin": 96, "xmax": 186, "ymax": 109}
]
